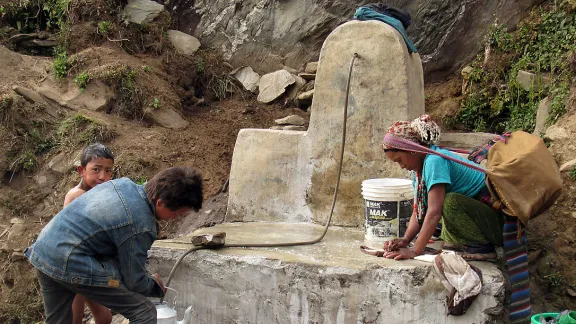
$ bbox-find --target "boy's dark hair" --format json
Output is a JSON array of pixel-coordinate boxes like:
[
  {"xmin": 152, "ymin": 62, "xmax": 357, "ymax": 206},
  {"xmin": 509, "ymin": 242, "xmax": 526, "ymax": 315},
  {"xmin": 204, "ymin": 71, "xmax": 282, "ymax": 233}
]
[
  {"xmin": 145, "ymin": 167, "xmax": 203, "ymax": 211},
  {"xmin": 81, "ymin": 143, "xmax": 114, "ymax": 167}
]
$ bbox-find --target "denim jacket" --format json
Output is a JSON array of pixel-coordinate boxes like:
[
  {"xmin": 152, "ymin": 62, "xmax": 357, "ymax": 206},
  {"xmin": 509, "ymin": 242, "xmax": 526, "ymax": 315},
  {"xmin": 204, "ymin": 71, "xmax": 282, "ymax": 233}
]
[{"xmin": 25, "ymin": 178, "xmax": 164, "ymax": 297}]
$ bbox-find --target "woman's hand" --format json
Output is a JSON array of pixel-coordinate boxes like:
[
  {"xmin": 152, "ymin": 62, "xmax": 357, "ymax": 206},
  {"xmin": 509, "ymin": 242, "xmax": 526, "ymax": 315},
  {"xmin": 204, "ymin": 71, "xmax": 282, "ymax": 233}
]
[
  {"xmin": 384, "ymin": 247, "xmax": 418, "ymax": 260},
  {"xmin": 383, "ymin": 238, "xmax": 409, "ymax": 252}
]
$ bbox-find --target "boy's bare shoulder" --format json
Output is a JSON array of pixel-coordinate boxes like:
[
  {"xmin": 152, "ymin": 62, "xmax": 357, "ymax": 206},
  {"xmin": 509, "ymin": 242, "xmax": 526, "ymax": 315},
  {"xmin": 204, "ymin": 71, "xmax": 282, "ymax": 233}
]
[{"xmin": 64, "ymin": 186, "xmax": 87, "ymax": 207}]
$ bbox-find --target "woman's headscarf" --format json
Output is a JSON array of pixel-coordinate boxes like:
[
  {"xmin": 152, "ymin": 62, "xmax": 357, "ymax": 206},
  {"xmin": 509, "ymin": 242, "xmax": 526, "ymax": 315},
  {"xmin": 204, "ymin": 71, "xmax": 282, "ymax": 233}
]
[
  {"xmin": 382, "ymin": 115, "xmax": 441, "ymax": 223},
  {"xmin": 382, "ymin": 114, "xmax": 441, "ymax": 150}
]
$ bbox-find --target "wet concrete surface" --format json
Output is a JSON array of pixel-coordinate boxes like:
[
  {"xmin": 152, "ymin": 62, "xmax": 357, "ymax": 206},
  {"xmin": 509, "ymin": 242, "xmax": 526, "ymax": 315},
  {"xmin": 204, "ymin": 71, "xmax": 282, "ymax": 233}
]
[{"xmin": 154, "ymin": 222, "xmax": 500, "ymax": 276}]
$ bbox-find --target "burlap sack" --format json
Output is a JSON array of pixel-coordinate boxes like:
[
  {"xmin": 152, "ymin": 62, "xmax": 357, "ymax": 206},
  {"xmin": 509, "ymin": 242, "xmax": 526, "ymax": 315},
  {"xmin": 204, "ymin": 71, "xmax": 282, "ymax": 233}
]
[{"xmin": 486, "ymin": 131, "xmax": 563, "ymax": 225}]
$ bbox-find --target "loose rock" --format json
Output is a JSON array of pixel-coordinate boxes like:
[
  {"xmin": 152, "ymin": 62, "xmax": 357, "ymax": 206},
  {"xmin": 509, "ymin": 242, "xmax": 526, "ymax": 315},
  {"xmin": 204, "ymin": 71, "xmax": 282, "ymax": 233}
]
[
  {"xmin": 283, "ymin": 66, "xmax": 298, "ymax": 75},
  {"xmin": 7, "ymin": 224, "xmax": 26, "ymax": 247},
  {"xmin": 191, "ymin": 232, "xmax": 226, "ymax": 246},
  {"xmin": 559, "ymin": 158, "xmax": 576, "ymax": 172},
  {"xmin": 305, "ymin": 62, "xmax": 318, "ymax": 74},
  {"xmin": 533, "ymin": 97, "xmax": 550, "ymax": 135},
  {"xmin": 285, "ymin": 75, "xmax": 306, "ymax": 102},
  {"xmin": 48, "ymin": 152, "xmax": 74, "ymax": 174},
  {"xmin": 11, "ymin": 252, "xmax": 26, "ymax": 261},
  {"xmin": 257, "ymin": 70, "xmax": 295, "ymax": 103},
  {"xmin": 545, "ymin": 125, "xmax": 569, "ymax": 141},
  {"xmin": 10, "ymin": 218, "xmax": 25, "ymax": 225},
  {"xmin": 167, "ymin": 30, "xmax": 201, "ymax": 56},
  {"xmin": 516, "ymin": 70, "xmax": 551, "ymax": 92},
  {"xmin": 275, "ymin": 115, "xmax": 305, "ymax": 126},
  {"xmin": 149, "ymin": 107, "xmax": 189, "ymax": 129},
  {"xmin": 232, "ymin": 66, "xmax": 261, "ymax": 93},
  {"xmin": 298, "ymin": 89, "xmax": 314, "ymax": 100},
  {"xmin": 124, "ymin": 0, "xmax": 165, "ymax": 25},
  {"xmin": 298, "ymin": 73, "xmax": 316, "ymax": 81}
]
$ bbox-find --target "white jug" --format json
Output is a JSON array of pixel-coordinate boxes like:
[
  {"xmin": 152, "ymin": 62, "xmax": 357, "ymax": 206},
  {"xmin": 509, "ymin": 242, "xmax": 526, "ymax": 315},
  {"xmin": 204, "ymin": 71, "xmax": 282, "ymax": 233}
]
[{"xmin": 155, "ymin": 287, "xmax": 193, "ymax": 324}]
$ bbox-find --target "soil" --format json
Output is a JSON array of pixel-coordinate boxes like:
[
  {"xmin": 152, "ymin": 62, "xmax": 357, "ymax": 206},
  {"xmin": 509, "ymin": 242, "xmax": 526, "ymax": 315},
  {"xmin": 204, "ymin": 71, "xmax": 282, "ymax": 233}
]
[
  {"xmin": 0, "ymin": 35, "xmax": 309, "ymax": 322},
  {"xmin": 0, "ymin": 0, "xmax": 574, "ymax": 322}
]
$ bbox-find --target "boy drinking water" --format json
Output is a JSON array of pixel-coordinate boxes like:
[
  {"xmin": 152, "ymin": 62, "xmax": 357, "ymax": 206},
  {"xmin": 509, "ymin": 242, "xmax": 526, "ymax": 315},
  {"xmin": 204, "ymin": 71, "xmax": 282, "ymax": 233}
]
[{"xmin": 65, "ymin": 143, "xmax": 115, "ymax": 324}]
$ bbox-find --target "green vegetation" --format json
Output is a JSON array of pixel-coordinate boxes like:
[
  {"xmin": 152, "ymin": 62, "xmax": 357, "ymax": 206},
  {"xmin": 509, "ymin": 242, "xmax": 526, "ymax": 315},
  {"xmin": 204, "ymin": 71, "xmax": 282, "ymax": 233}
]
[
  {"xmin": 132, "ymin": 176, "xmax": 147, "ymax": 185},
  {"xmin": 194, "ymin": 58, "xmax": 205, "ymax": 73},
  {"xmin": 569, "ymin": 165, "xmax": 576, "ymax": 181},
  {"xmin": 54, "ymin": 114, "xmax": 115, "ymax": 147},
  {"xmin": 142, "ymin": 65, "xmax": 152, "ymax": 73},
  {"xmin": 544, "ymin": 272, "xmax": 566, "ymax": 288},
  {"xmin": 52, "ymin": 47, "xmax": 71, "ymax": 78},
  {"xmin": 11, "ymin": 150, "xmax": 37, "ymax": 172},
  {"xmin": 73, "ymin": 71, "xmax": 91, "ymax": 89},
  {"xmin": 455, "ymin": 2, "xmax": 576, "ymax": 133},
  {"xmin": 152, "ymin": 98, "xmax": 161, "ymax": 110},
  {"xmin": 0, "ymin": 0, "xmax": 71, "ymax": 32},
  {"xmin": 98, "ymin": 20, "xmax": 112, "ymax": 35}
]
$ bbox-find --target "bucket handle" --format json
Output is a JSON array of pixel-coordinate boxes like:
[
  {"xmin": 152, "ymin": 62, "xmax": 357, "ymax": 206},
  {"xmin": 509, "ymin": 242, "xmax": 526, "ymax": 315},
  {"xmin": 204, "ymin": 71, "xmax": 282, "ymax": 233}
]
[{"xmin": 165, "ymin": 286, "xmax": 179, "ymax": 307}]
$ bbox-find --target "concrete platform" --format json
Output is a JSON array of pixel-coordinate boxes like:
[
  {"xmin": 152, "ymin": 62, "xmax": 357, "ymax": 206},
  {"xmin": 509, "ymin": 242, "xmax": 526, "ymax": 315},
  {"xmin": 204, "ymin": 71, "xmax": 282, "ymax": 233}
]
[{"xmin": 150, "ymin": 223, "xmax": 505, "ymax": 323}]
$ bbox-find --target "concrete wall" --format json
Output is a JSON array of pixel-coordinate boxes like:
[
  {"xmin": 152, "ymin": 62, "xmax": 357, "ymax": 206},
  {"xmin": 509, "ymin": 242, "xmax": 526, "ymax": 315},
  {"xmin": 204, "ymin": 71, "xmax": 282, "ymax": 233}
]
[
  {"xmin": 226, "ymin": 129, "xmax": 312, "ymax": 223},
  {"xmin": 306, "ymin": 20, "xmax": 424, "ymax": 226},
  {"xmin": 227, "ymin": 20, "xmax": 423, "ymax": 226},
  {"xmin": 149, "ymin": 243, "xmax": 505, "ymax": 324}
]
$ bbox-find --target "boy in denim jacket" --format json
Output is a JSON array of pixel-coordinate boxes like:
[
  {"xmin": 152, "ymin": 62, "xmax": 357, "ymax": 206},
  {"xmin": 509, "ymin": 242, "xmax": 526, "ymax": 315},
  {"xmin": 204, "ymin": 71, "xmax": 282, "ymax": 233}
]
[
  {"xmin": 65, "ymin": 143, "xmax": 115, "ymax": 324},
  {"xmin": 26, "ymin": 167, "xmax": 203, "ymax": 324}
]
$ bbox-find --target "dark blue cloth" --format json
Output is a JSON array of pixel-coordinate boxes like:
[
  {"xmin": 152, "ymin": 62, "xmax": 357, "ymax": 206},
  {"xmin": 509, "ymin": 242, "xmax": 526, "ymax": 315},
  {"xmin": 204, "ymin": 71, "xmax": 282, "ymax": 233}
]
[{"xmin": 354, "ymin": 7, "xmax": 418, "ymax": 53}]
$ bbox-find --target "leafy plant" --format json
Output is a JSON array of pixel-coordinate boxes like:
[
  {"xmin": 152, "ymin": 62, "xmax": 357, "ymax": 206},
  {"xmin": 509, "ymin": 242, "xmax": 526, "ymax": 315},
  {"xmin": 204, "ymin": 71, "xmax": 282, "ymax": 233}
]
[
  {"xmin": 133, "ymin": 176, "xmax": 147, "ymax": 185},
  {"xmin": 152, "ymin": 98, "xmax": 161, "ymax": 110},
  {"xmin": 544, "ymin": 273, "xmax": 565, "ymax": 288},
  {"xmin": 98, "ymin": 20, "xmax": 111, "ymax": 35},
  {"xmin": 52, "ymin": 47, "xmax": 70, "ymax": 78},
  {"xmin": 569, "ymin": 165, "xmax": 576, "ymax": 181},
  {"xmin": 43, "ymin": 0, "xmax": 71, "ymax": 30},
  {"xmin": 142, "ymin": 65, "xmax": 152, "ymax": 73},
  {"xmin": 456, "ymin": 2, "xmax": 576, "ymax": 133},
  {"xmin": 124, "ymin": 68, "xmax": 137, "ymax": 89},
  {"xmin": 55, "ymin": 114, "xmax": 115, "ymax": 147},
  {"xmin": 73, "ymin": 71, "xmax": 91, "ymax": 90},
  {"xmin": 194, "ymin": 58, "xmax": 205, "ymax": 73},
  {"xmin": 10, "ymin": 150, "xmax": 37, "ymax": 172}
]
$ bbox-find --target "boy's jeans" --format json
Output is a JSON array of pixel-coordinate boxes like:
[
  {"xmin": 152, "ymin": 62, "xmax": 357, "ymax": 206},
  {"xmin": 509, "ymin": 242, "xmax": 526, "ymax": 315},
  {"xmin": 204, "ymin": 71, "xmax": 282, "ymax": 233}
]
[{"xmin": 36, "ymin": 270, "xmax": 157, "ymax": 324}]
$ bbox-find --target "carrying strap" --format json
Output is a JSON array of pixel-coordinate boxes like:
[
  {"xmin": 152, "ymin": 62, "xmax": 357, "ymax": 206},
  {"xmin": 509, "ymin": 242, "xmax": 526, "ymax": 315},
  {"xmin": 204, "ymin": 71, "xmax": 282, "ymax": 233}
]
[{"xmin": 384, "ymin": 134, "xmax": 487, "ymax": 173}]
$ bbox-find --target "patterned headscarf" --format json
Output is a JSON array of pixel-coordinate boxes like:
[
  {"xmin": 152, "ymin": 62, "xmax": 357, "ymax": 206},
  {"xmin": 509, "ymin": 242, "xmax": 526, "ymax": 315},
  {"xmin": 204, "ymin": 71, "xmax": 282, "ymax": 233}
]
[
  {"xmin": 382, "ymin": 114, "xmax": 441, "ymax": 150},
  {"xmin": 382, "ymin": 115, "xmax": 441, "ymax": 223}
]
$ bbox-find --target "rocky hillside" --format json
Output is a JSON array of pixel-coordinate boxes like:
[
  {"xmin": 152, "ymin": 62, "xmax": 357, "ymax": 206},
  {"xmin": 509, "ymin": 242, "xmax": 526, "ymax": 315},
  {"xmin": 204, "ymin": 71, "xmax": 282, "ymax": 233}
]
[
  {"xmin": 167, "ymin": 0, "xmax": 544, "ymax": 80},
  {"xmin": 0, "ymin": 0, "xmax": 574, "ymax": 322}
]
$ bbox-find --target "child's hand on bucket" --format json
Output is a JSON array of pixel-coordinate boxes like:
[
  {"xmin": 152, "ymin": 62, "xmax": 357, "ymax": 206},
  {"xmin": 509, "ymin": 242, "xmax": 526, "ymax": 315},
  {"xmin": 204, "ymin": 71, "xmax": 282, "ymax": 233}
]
[{"xmin": 384, "ymin": 238, "xmax": 408, "ymax": 252}]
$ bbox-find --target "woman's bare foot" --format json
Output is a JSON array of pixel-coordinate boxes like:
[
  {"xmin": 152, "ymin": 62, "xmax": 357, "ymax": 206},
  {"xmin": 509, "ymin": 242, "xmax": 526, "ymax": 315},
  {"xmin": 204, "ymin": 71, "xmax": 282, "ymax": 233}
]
[
  {"xmin": 461, "ymin": 251, "xmax": 497, "ymax": 262},
  {"xmin": 442, "ymin": 242, "xmax": 465, "ymax": 252}
]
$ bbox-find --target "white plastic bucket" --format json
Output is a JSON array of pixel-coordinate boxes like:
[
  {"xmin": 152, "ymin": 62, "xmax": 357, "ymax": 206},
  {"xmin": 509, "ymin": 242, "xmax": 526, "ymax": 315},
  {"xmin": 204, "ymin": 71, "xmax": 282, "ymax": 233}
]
[{"xmin": 362, "ymin": 178, "xmax": 414, "ymax": 242}]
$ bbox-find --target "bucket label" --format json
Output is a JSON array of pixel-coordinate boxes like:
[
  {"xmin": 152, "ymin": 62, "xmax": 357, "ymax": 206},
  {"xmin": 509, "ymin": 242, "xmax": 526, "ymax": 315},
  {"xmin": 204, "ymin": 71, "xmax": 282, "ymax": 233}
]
[{"xmin": 364, "ymin": 199, "xmax": 413, "ymax": 238}]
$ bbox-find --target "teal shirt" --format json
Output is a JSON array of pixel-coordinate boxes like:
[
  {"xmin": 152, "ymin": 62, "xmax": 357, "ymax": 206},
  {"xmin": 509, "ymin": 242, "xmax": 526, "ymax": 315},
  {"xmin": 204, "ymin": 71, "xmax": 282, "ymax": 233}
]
[{"xmin": 413, "ymin": 146, "xmax": 486, "ymax": 205}]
